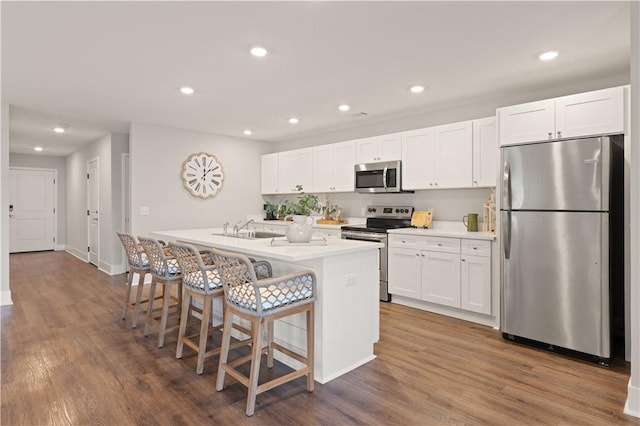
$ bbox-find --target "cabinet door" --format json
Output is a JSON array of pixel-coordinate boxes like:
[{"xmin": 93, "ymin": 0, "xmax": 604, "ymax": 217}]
[
  {"xmin": 555, "ymin": 87, "xmax": 624, "ymax": 139},
  {"xmin": 421, "ymin": 251, "xmax": 461, "ymax": 308},
  {"xmin": 498, "ymin": 99, "xmax": 555, "ymax": 146},
  {"xmin": 435, "ymin": 120, "xmax": 473, "ymax": 188},
  {"xmin": 472, "ymin": 117, "xmax": 498, "ymax": 187},
  {"xmin": 279, "ymin": 148, "xmax": 313, "ymax": 194},
  {"xmin": 355, "ymin": 137, "xmax": 379, "ymax": 163},
  {"xmin": 261, "ymin": 153, "xmax": 279, "ymax": 194},
  {"xmin": 388, "ymin": 247, "xmax": 422, "ymax": 299},
  {"xmin": 332, "ymin": 141, "xmax": 356, "ymax": 192},
  {"xmin": 377, "ymin": 133, "xmax": 402, "ymax": 161},
  {"xmin": 401, "ymin": 127, "xmax": 435, "ymax": 190},
  {"xmin": 460, "ymin": 254, "xmax": 491, "ymax": 315},
  {"xmin": 312, "ymin": 144, "xmax": 335, "ymax": 192}
]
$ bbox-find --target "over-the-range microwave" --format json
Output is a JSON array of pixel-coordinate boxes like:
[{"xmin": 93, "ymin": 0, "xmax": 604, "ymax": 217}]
[{"xmin": 354, "ymin": 160, "xmax": 411, "ymax": 193}]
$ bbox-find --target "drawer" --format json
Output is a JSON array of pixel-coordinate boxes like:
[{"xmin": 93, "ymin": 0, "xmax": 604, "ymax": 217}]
[
  {"xmin": 425, "ymin": 237, "xmax": 460, "ymax": 254},
  {"xmin": 389, "ymin": 234, "xmax": 428, "ymax": 250},
  {"xmin": 313, "ymin": 228, "xmax": 341, "ymax": 239},
  {"xmin": 461, "ymin": 239, "xmax": 491, "ymax": 257}
]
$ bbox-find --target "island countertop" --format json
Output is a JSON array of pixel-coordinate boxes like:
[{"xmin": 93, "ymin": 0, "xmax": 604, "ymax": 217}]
[{"xmin": 151, "ymin": 227, "xmax": 382, "ymax": 262}]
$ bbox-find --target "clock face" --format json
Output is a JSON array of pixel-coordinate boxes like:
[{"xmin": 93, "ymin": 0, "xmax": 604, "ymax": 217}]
[{"xmin": 181, "ymin": 153, "xmax": 224, "ymax": 199}]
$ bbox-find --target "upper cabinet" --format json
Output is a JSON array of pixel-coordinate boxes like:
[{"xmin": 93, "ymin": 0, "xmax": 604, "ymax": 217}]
[
  {"xmin": 261, "ymin": 148, "xmax": 313, "ymax": 195},
  {"xmin": 312, "ymin": 140, "xmax": 356, "ymax": 192},
  {"xmin": 278, "ymin": 148, "xmax": 313, "ymax": 193},
  {"xmin": 498, "ymin": 86, "xmax": 625, "ymax": 146},
  {"xmin": 472, "ymin": 117, "xmax": 498, "ymax": 187},
  {"xmin": 261, "ymin": 153, "xmax": 279, "ymax": 194},
  {"xmin": 356, "ymin": 133, "xmax": 402, "ymax": 163},
  {"xmin": 402, "ymin": 120, "xmax": 473, "ymax": 190}
]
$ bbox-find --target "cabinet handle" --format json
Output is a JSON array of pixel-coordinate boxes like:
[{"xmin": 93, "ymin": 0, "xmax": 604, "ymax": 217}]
[
  {"xmin": 437, "ymin": 243, "xmax": 442, "ymax": 246},
  {"xmin": 416, "ymin": 253, "xmax": 420, "ymax": 257},
  {"xmin": 472, "ymin": 247, "xmax": 477, "ymax": 250},
  {"xmin": 434, "ymin": 182, "xmax": 438, "ymax": 186},
  {"xmin": 548, "ymin": 132, "xmax": 553, "ymax": 139},
  {"xmin": 461, "ymin": 258, "xmax": 466, "ymax": 262},
  {"xmin": 557, "ymin": 130, "xmax": 562, "ymax": 138},
  {"xmin": 421, "ymin": 254, "xmax": 425, "ymax": 257}
]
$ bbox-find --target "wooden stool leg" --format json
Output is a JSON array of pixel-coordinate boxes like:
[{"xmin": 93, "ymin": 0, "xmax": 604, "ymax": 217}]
[
  {"xmin": 266, "ymin": 320, "xmax": 274, "ymax": 368},
  {"xmin": 216, "ymin": 308, "xmax": 234, "ymax": 392},
  {"xmin": 122, "ymin": 270, "xmax": 134, "ymax": 320},
  {"xmin": 306, "ymin": 305, "xmax": 315, "ymax": 392},
  {"xmin": 196, "ymin": 295, "xmax": 212, "ymax": 375},
  {"xmin": 144, "ymin": 280, "xmax": 158, "ymax": 336},
  {"xmin": 176, "ymin": 292, "xmax": 191, "ymax": 359},
  {"xmin": 158, "ymin": 281, "xmax": 172, "ymax": 347},
  {"xmin": 132, "ymin": 272, "xmax": 146, "ymax": 328},
  {"xmin": 246, "ymin": 317, "xmax": 264, "ymax": 416}
]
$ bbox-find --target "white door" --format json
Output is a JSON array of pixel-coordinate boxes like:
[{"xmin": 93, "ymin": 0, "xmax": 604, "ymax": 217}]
[
  {"xmin": 497, "ymin": 99, "xmax": 555, "ymax": 146},
  {"xmin": 260, "ymin": 153, "xmax": 279, "ymax": 194},
  {"xmin": 388, "ymin": 247, "xmax": 422, "ymax": 298},
  {"xmin": 87, "ymin": 159, "xmax": 99, "ymax": 266},
  {"xmin": 331, "ymin": 141, "xmax": 356, "ymax": 192},
  {"xmin": 401, "ymin": 127, "xmax": 436, "ymax": 189},
  {"xmin": 460, "ymin": 254, "xmax": 492, "ymax": 315},
  {"xmin": 472, "ymin": 117, "xmax": 498, "ymax": 187},
  {"xmin": 435, "ymin": 120, "xmax": 473, "ymax": 188},
  {"xmin": 555, "ymin": 86, "xmax": 625, "ymax": 139},
  {"xmin": 9, "ymin": 168, "xmax": 56, "ymax": 253},
  {"xmin": 421, "ymin": 250, "xmax": 461, "ymax": 308}
]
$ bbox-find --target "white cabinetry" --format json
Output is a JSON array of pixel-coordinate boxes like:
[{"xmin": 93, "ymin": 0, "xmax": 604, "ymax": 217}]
[
  {"xmin": 402, "ymin": 120, "xmax": 473, "ymax": 189},
  {"xmin": 313, "ymin": 228, "xmax": 342, "ymax": 240},
  {"xmin": 460, "ymin": 239, "xmax": 491, "ymax": 315},
  {"xmin": 261, "ymin": 153, "xmax": 279, "ymax": 194},
  {"xmin": 278, "ymin": 148, "xmax": 313, "ymax": 193},
  {"xmin": 498, "ymin": 86, "xmax": 624, "ymax": 146},
  {"xmin": 472, "ymin": 117, "xmax": 498, "ymax": 187},
  {"xmin": 312, "ymin": 140, "xmax": 356, "ymax": 192},
  {"xmin": 389, "ymin": 234, "xmax": 492, "ymax": 317},
  {"xmin": 356, "ymin": 133, "xmax": 402, "ymax": 163}
]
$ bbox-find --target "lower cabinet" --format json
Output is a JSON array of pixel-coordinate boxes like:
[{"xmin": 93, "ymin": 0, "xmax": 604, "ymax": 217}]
[{"xmin": 388, "ymin": 234, "xmax": 492, "ymax": 316}]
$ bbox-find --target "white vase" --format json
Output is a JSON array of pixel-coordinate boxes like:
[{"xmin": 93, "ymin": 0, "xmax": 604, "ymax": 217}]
[{"xmin": 286, "ymin": 215, "xmax": 314, "ymax": 243}]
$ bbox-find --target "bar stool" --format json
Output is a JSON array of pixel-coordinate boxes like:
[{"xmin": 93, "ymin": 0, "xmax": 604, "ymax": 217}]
[
  {"xmin": 117, "ymin": 232, "xmax": 159, "ymax": 328},
  {"xmin": 211, "ymin": 248, "xmax": 316, "ymax": 416},
  {"xmin": 138, "ymin": 237, "xmax": 183, "ymax": 348}
]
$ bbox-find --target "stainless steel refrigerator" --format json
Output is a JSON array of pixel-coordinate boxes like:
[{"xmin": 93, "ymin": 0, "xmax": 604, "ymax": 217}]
[{"xmin": 500, "ymin": 135, "xmax": 624, "ymax": 361}]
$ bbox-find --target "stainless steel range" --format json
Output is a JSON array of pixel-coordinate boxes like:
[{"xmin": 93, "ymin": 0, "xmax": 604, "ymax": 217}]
[{"xmin": 341, "ymin": 205, "xmax": 414, "ymax": 302}]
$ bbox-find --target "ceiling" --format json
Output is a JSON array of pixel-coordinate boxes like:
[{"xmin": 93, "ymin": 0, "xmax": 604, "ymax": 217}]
[{"xmin": 2, "ymin": 1, "xmax": 631, "ymax": 156}]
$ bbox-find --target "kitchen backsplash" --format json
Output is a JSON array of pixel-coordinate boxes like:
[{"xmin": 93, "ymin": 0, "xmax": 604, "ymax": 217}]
[{"xmin": 264, "ymin": 187, "xmax": 493, "ymax": 222}]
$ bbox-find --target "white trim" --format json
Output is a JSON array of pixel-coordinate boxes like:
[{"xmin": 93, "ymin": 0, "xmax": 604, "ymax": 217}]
[
  {"xmin": 626, "ymin": 378, "xmax": 640, "ymax": 417},
  {"xmin": 87, "ymin": 157, "xmax": 100, "ymax": 266},
  {"xmin": 0, "ymin": 290, "xmax": 13, "ymax": 306},
  {"xmin": 9, "ymin": 166, "xmax": 58, "ymax": 252},
  {"xmin": 55, "ymin": 244, "xmax": 65, "ymax": 251},
  {"xmin": 120, "ymin": 152, "xmax": 130, "ymax": 272},
  {"xmin": 66, "ymin": 248, "xmax": 89, "ymax": 263}
]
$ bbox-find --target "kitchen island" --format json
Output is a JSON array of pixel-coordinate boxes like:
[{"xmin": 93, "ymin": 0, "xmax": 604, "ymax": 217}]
[{"xmin": 151, "ymin": 228, "xmax": 382, "ymax": 384}]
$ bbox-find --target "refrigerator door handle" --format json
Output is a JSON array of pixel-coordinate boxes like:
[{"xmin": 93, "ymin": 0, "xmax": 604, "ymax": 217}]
[
  {"xmin": 503, "ymin": 161, "xmax": 512, "ymax": 210},
  {"xmin": 503, "ymin": 211, "xmax": 511, "ymax": 259}
]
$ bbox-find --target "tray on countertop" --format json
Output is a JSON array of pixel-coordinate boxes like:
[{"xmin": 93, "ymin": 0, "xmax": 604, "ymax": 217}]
[
  {"xmin": 316, "ymin": 219, "xmax": 347, "ymax": 225},
  {"xmin": 270, "ymin": 237, "xmax": 328, "ymax": 246}
]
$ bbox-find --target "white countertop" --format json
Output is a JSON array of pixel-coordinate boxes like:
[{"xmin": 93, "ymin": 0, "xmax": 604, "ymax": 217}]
[
  {"xmin": 248, "ymin": 215, "xmax": 365, "ymax": 230},
  {"xmin": 388, "ymin": 221, "xmax": 496, "ymax": 241},
  {"xmin": 151, "ymin": 227, "xmax": 382, "ymax": 262}
]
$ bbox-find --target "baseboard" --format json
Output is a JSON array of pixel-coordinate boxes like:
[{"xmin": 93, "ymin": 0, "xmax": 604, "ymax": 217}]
[
  {"xmin": 55, "ymin": 244, "xmax": 66, "ymax": 251},
  {"xmin": 66, "ymin": 248, "xmax": 88, "ymax": 263},
  {"xmin": 0, "ymin": 290, "xmax": 13, "ymax": 306},
  {"xmin": 625, "ymin": 378, "xmax": 640, "ymax": 418}
]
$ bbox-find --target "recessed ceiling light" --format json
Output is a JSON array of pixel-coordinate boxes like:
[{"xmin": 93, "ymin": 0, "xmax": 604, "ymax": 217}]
[
  {"xmin": 243, "ymin": 129, "xmax": 253, "ymax": 136},
  {"xmin": 180, "ymin": 86, "xmax": 195, "ymax": 95},
  {"xmin": 53, "ymin": 126, "xmax": 65, "ymax": 133},
  {"xmin": 288, "ymin": 117, "xmax": 299, "ymax": 124},
  {"xmin": 250, "ymin": 46, "xmax": 269, "ymax": 57},
  {"xmin": 338, "ymin": 104, "xmax": 351, "ymax": 112},
  {"xmin": 34, "ymin": 146, "xmax": 43, "ymax": 152},
  {"xmin": 409, "ymin": 85, "xmax": 425, "ymax": 94},
  {"xmin": 539, "ymin": 51, "xmax": 559, "ymax": 61}
]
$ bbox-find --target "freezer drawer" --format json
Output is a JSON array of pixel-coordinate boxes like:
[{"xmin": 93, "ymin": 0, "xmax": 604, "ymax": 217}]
[
  {"xmin": 502, "ymin": 137, "xmax": 608, "ymax": 211},
  {"xmin": 501, "ymin": 210, "xmax": 609, "ymax": 358}
]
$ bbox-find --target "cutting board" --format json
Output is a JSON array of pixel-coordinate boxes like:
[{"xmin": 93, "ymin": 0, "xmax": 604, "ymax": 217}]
[
  {"xmin": 411, "ymin": 210, "xmax": 433, "ymax": 228},
  {"xmin": 316, "ymin": 219, "xmax": 347, "ymax": 225}
]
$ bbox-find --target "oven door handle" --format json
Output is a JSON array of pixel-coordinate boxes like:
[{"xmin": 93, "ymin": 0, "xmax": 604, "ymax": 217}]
[
  {"xmin": 383, "ymin": 166, "xmax": 388, "ymax": 191},
  {"xmin": 341, "ymin": 232, "xmax": 386, "ymax": 242}
]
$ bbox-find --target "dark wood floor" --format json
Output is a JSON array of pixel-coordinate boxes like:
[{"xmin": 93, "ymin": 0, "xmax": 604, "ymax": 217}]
[{"xmin": 2, "ymin": 250, "xmax": 639, "ymax": 425}]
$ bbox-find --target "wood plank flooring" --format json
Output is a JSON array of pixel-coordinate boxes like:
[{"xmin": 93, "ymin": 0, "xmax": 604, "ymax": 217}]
[{"xmin": 2, "ymin": 250, "xmax": 639, "ymax": 425}]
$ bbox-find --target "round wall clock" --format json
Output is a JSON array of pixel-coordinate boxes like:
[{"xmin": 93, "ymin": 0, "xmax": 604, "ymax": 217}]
[{"xmin": 181, "ymin": 152, "xmax": 224, "ymax": 199}]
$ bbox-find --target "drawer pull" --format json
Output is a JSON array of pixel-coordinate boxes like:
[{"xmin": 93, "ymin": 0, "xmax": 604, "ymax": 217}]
[{"xmin": 437, "ymin": 243, "xmax": 442, "ymax": 246}]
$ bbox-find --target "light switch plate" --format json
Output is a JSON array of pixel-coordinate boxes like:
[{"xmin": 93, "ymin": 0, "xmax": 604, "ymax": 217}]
[{"xmin": 140, "ymin": 206, "xmax": 150, "ymax": 216}]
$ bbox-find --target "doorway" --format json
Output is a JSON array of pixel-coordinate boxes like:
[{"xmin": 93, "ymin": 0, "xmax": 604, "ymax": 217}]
[{"xmin": 9, "ymin": 168, "xmax": 56, "ymax": 253}]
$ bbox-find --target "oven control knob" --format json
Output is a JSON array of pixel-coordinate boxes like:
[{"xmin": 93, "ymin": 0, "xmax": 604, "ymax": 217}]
[
  {"xmin": 368, "ymin": 208, "xmax": 376, "ymax": 213},
  {"xmin": 395, "ymin": 209, "xmax": 399, "ymax": 213}
]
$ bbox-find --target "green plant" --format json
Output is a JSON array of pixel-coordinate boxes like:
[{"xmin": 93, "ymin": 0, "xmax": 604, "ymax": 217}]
[
  {"xmin": 264, "ymin": 201, "xmax": 278, "ymax": 219},
  {"xmin": 288, "ymin": 185, "xmax": 320, "ymax": 216}
]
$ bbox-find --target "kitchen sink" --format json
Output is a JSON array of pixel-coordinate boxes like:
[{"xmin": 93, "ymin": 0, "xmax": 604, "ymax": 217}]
[{"xmin": 211, "ymin": 230, "xmax": 285, "ymax": 239}]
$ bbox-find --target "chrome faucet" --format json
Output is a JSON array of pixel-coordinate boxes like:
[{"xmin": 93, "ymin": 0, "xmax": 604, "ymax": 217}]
[
  {"xmin": 223, "ymin": 222, "xmax": 230, "ymax": 235},
  {"xmin": 233, "ymin": 219, "xmax": 254, "ymax": 234}
]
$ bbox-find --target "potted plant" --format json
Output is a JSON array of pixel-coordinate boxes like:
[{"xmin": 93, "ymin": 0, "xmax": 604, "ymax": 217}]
[
  {"xmin": 285, "ymin": 185, "xmax": 320, "ymax": 243},
  {"xmin": 264, "ymin": 201, "xmax": 278, "ymax": 220}
]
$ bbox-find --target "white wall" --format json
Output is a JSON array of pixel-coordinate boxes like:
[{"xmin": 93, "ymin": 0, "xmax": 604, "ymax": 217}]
[
  {"xmin": 1, "ymin": 104, "xmax": 11, "ymax": 306},
  {"xmin": 626, "ymin": 1, "xmax": 639, "ymax": 418},
  {"xmin": 9, "ymin": 153, "xmax": 67, "ymax": 249},
  {"xmin": 65, "ymin": 133, "xmax": 127, "ymax": 274},
  {"xmin": 110, "ymin": 133, "xmax": 129, "ymax": 272},
  {"xmin": 129, "ymin": 123, "xmax": 270, "ymax": 238}
]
